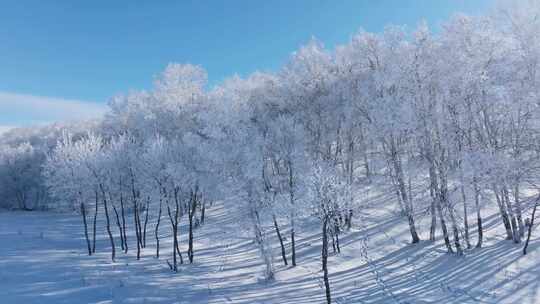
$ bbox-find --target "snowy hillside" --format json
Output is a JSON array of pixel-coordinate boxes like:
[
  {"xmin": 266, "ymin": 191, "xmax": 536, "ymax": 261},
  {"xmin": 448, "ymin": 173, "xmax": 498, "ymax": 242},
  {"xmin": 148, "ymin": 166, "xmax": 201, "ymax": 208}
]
[{"xmin": 2, "ymin": 192, "xmax": 539, "ymax": 304}]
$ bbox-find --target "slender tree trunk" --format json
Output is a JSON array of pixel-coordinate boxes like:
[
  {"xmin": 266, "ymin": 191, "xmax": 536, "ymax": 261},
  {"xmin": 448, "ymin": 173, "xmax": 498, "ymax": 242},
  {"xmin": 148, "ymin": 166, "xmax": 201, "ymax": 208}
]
[
  {"xmin": 450, "ymin": 210, "xmax": 463, "ymax": 255},
  {"xmin": 429, "ymin": 199, "xmax": 437, "ymax": 242},
  {"xmin": 167, "ymin": 202, "xmax": 178, "ymax": 272},
  {"xmin": 364, "ymin": 151, "xmax": 370, "ymax": 180},
  {"xmin": 92, "ymin": 191, "xmax": 99, "ymax": 253},
  {"xmin": 407, "ymin": 214, "xmax": 420, "ymax": 244},
  {"xmin": 155, "ymin": 196, "xmax": 163, "ymax": 258},
  {"xmin": 334, "ymin": 221, "xmax": 341, "ymax": 254},
  {"xmin": 81, "ymin": 202, "xmax": 92, "ymax": 256},
  {"xmin": 407, "ymin": 177, "xmax": 420, "ymax": 245},
  {"xmin": 273, "ymin": 215, "xmax": 288, "ymax": 266},
  {"xmin": 523, "ymin": 194, "xmax": 540, "ymax": 255},
  {"xmin": 345, "ymin": 145, "xmax": 354, "ymax": 232},
  {"xmin": 429, "ymin": 194, "xmax": 437, "ymax": 243},
  {"xmin": 394, "ymin": 183, "xmax": 420, "ymax": 244},
  {"xmin": 133, "ymin": 199, "xmax": 141, "ymax": 260},
  {"xmin": 331, "ymin": 232, "xmax": 337, "ymax": 253},
  {"xmin": 322, "ymin": 216, "xmax": 331, "ymax": 304},
  {"xmin": 188, "ymin": 192, "xmax": 196, "ymax": 264},
  {"xmin": 136, "ymin": 201, "xmax": 143, "ymax": 249},
  {"xmin": 113, "ymin": 205, "xmax": 125, "ymax": 251},
  {"xmin": 436, "ymin": 195, "xmax": 453, "ymax": 253},
  {"xmin": 253, "ymin": 207, "xmax": 274, "ymax": 280},
  {"xmin": 99, "ymin": 184, "xmax": 116, "ymax": 261},
  {"xmin": 493, "ymin": 186, "xmax": 513, "ymax": 240},
  {"xmin": 514, "ymin": 184, "xmax": 525, "ymax": 238},
  {"xmin": 503, "ymin": 187, "xmax": 520, "ymax": 243},
  {"xmin": 188, "ymin": 206, "xmax": 193, "ymax": 263},
  {"xmin": 291, "ymin": 219, "xmax": 297, "ymax": 267},
  {"xmin": 200, "ymin": 200, "xmax": 206, "ymax": 224},
  {"xmin": 143, "ymin": 197, "xmax": 149, "ymax": 248},
  {"xmin": 461, "ymin": 185, "xmax": 471, "ymax": 249},
  {"xmin": 347, "ymin": 209, "xmax": 353, "ymax": 230},
  {"xmin": 130, "ymin": 173, "xmax": 141, "ymax": 259},
  {"xmin": 168, "ymin": 187, "xmax": 184, "ymax": 270},
  {"xmin": 172, "ymin": 220, "xmax": 178, "ymax": 272},
  {"xmin": 176, "ymin": 231, "xmax": 184, "ymax": 265},
  {"xmin": 287, "ymin": 161, "xmax": 297, "ymax": 267},
  {"xmin": 174, "ymin": 190, "xmax": 184, "ymax": 265},
  {"xmin": 392, "ymin": 150, "xmax": 420, "ymax": 244},
  {"xmin": 120, "ymin": 195, "xmax": 128, "ymax": 253},
  {"xmin": 440, "ymin": 175, "xmax": 462, "ymax": 255},
  {"xmin": 428, "ymin": 166, "xmax": 438, "ymax": 242},
  {"xmin": 474, "ymin": 178, "xmax": 483, "ymax": 248}
]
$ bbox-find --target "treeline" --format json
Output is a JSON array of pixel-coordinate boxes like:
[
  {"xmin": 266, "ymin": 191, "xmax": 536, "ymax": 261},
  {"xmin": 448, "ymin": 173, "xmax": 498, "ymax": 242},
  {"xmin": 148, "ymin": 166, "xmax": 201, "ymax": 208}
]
[{"xmin": 1, "ymin": 3, "xmax": 540, "ymax": 303}]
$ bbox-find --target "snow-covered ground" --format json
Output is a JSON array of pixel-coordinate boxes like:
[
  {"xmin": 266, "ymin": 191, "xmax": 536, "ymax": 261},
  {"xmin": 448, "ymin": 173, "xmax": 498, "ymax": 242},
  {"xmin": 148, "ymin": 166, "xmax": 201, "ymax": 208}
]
[{"xmin": 1, "ymin": 196, "xmax": 540, "ymax": 304}]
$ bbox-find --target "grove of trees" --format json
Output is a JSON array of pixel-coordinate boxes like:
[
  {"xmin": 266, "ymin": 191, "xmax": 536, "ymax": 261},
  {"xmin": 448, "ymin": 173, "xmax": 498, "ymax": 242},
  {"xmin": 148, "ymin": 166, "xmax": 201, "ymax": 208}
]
[{"xmin": 1, "ymin": 3, "xmax": 539, "ymax": 303}]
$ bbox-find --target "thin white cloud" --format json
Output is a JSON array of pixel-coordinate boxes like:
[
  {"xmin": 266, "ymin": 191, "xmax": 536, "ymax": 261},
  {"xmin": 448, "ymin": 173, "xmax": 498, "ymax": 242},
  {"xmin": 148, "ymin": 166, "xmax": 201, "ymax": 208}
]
[
  {"xmin": 0, "ymin": 91, "xmax": 108, "ymax": 128},
  {"xmin": 0, "ymin": 125, "xmax": 13, "ymax": 135}
]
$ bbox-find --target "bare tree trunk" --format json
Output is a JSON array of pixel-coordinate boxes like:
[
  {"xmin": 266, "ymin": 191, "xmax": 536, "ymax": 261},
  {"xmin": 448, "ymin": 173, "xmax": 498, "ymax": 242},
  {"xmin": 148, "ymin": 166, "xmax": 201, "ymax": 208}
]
[
  {"xmin": 407, "ymin": 214, "xmax": 420, "ymax": 243},
  {"xmin": 188, "ymin": 190, "xmax": 196, "ymax": 264},
  {"xmin": 449, "ymin": 210, "xmax": 463, "ymax": 255},
  {"xmin": 287, "ymin": 160, "xmax": 297, "ymax": 267},
  {"xmin": 523, "ymin": 194, "xmax": 540, "ymax": 255},
  {"xmin": 429, "ymin": 202, "xmax": 437, "ymax": 241},
  {"xmin": 120, "ymin": 195, "xmax": 128, "ymax": 253},
  {"xmin": 143, "ymin": 197, "xmax": 149, "ymax": 248},
  {"xmin": 429, "ymin": 200, "xmax": 437, "ymax": 242},
  {"xmin": 200, "ymin": 200, "xmax": 206, "ymax": 224},
  {"xmin": 172, "ymin": 224, "xmax": 178, "ymax": 272},
  {"xmin": 136, "ymin": 201, "xmax": 143, "ymax": 249},
  {"xmin": 176, "ymin": 230, "xmax": 184, "ymax": 265},
  {"xmin": 92, "ymin": 190, "xmax": 99, "ymax": 253},
  {"xmin": 130, "ymin": 173, "xmax": 141, "ymax": 260},
  {"xmin": 155, "ymin": 195, "xmax": 163, "ymax": 258},
  {"xmin": 514, "ymin": 184, "xmax": 525, "ymax": 238},
  {"xmin": 331, "ymin": 230, "xmax": 337, "ymax": 253},
  {"xmin": 174, "ymin": 189, "xmax": 184, "ymax": 265},
  {"xmin": 493, "ymin": 186, "xmax": 513, "ymax": 240},
  {"xmin": 473, "ymin": 178, "xmax": 483, "ymax": 248},
  {"xmin": 440, "ymin": 177, "xmax": 462, "ymax": 255},
  {"xmin": 392, "ymin": 150, "xmax": 420, "ymax": 244},
  {"xmin": 171, "ymin": 208, "xmax": 178, "ymax": 272},
  {"xmin": 436, "ymin": 195, "xmax": 453, "ymax": 253},
  {"xmin": 345, "ymin": 140, "xmax": 355, "ymax": 231},
  {"xmin": 291, "ymin": 219, "xmax": 297, "ymax": 267},
  {"xmin": 502, "ymin": 187, "xmax": 520, "ymax": 243},
  {"xmin": 133, "ymin": 199, "xmax": 141, "ymax": 260},
  {"xmin": 99, "ymin": 184, "xmax": 116, "ymax": 262},
  {"xmin": 461, "ymin": 185, "xmax": 471, "ymax": 249},
  {"xmin": 113, "ymin": 205, "xmax": 125, "ymax": 251},
  {"xmin": 429, "ymin": 166, "xmax": 438, "ymax": 242},
  {"xmin": 168, "ymin": 186, "xmax": 184, "ymax": 270},
  {"xmin": 273, "ymin": 215, "xmax": 288, "ymax": 266},
  {"xmin": 81, "ymin": 202, "xmax": 92, "ymax": 256},
  {"xmin": 248, "ymin": 192, "xmax": 274, "ymax": 281},
  {"xmin": 322, "ymin": 216, "xmax": 331, "ymax": 304},
  {"xmin": 167, "ymin": 201, "xmax": 178, "ymax": 272},
  {"xmin": 334, "ymin": 219, "xmax": 341, "ymax": 253},
  {"xmin": 394, "ymin": 183, "xmax": 420, "ymax": 244}
]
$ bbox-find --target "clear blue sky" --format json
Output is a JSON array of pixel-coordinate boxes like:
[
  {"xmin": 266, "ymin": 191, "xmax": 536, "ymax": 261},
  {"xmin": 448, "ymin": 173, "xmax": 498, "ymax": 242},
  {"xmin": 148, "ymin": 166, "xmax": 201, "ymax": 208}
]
[{"xmin": 0, "ymin": 0, "xmax": 493, "ymax": 130}]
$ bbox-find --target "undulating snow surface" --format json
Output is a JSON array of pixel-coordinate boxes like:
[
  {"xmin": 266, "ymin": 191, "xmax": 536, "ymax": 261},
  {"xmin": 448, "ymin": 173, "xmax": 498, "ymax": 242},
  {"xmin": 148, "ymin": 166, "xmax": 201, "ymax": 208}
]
[{"xmin": 1, "ymin": 198, "xmax": 539, "ymax": 304}]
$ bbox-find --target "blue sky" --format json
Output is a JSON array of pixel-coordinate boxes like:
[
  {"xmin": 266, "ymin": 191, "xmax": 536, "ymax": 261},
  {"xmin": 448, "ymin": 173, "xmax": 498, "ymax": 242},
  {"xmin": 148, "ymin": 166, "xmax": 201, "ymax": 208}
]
[{"xmin": 0, "ymin": 0, "xmax": 493, "ymax": 131}]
